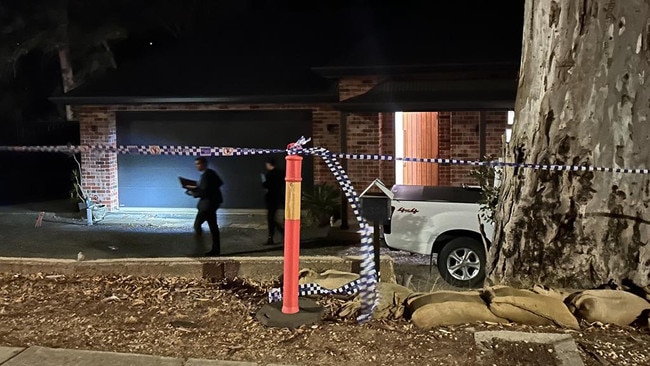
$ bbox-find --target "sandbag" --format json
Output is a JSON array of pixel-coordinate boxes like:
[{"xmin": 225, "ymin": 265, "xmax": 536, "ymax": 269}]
[
  {"xmin": 531, "ymin": 284, "xmax": 572, "ymax": 302},
  {"xmin": 409, "ymin": 291, "xmax": 508, "ymax": 328},
  {"xmin": 373, "ymin": 282, "xmax": 413, "ymax": 320},
  {"xmin": 565, "ymin": 289, "xmax": 650, "ymax": 326},
  {"xmin": 379, "ymin": 282, "xmax": 413, "ymax": 304},
  {"xmin": 483, "ymin": 286, "xmax": 580, "ymax": 329},
  {"xmin": 406, "ymin": 290, "xmax": 481, "ymax": 313},
  {"xmin": 298, "ymin": 269, "xmax": 359, "ymax": 290},
  {"xmin": 338, "ymin": 283, "xmax": 413, "ymax": 320}
]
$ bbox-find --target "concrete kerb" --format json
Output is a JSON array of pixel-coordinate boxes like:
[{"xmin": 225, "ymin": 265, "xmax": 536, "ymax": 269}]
[
  {"xmin": 0, "ymin": 346, "xmax": 296, "ymax": 366},
  {"xmin": 0, "ymin": 346, "xmax": 24, "ymax": 364},
  {"xmin": 0, "ymin": 346, "xmax": 297, "ymax": 366},
  {"xmin": 1, "ymin": 346, "xmax": 182, "ymax": 366},
  {"xmin": 0, "ymin": 256, "xmax": 396, "ymax": 284},
  {"xmin": 474, "ymin": 330, "xmax": 584, "ymax": 366}
]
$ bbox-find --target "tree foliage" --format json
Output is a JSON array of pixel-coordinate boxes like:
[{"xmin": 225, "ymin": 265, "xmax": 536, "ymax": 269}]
[
  {"xmin": 0, "ymin": 0, "xmax": 231, "ymax": 125},
  {"xmin": 0, "ymin": 0, "xmax": 126, "ymax": 84}
]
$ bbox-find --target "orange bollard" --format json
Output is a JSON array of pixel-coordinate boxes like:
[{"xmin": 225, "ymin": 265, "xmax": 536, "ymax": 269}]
[{"xmin": 282, "ymin": 153, "xmax": 303, "ymax": 314}]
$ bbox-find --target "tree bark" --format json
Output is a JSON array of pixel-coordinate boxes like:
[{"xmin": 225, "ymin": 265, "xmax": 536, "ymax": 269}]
[
  {"xmin": 489, "ymin": 0, "xmax": 650, "ymax": 288},
  {"xmin": 58, "ymin": 45, "xmax": 75, "ymax": 122},
  {"xmin": 57, "ymin": 0, "xmax": 74, "ymax": 121},
  {"xmin": 58, "ymin": 46, "xmax": 75, "ymax": 94}
]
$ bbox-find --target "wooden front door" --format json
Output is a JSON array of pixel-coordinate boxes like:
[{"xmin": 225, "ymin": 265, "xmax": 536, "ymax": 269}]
[{"xmin": 402, "ymin": 112, "xmax": 439, "ymax": 185}]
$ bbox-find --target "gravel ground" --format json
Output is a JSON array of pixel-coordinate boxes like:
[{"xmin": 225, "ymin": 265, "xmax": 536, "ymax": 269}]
[{"xmin": 1, "ymin": 273, "xmax": 649, "ymax": 366}]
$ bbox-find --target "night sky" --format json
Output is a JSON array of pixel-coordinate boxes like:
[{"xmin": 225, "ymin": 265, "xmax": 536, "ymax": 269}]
[{"xmin": 1, "ymin": 1, "xmax": 525, "ymax": 127}]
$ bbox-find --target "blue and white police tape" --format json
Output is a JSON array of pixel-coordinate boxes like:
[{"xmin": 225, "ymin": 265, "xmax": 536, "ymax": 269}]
[
  {"xmin": 2, "ymin": 143, "xmax": 649, "ymax": 174},
  {"xmin": 268, "ymin": 279, "xmax": 361, "ymax": 303},
  {"xmin": 322, "ymin": 153, "xmax": 650, "ymax": 174},
  {"xmin": 312, "ymin": 146, "xmax": 378, "ymax": 322},
  {"xmin": 0, "ymin": 144, "xmax": 284, "ymax": 157}
]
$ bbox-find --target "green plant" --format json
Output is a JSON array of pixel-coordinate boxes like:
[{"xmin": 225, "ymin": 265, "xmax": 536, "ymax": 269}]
[
  {"xmin": 301, "ymin": 184, "xmax": 341, "ymax": 227},
  {"xmin": 469, "ymin": 155, "xmax": 502, "ymax": 224}
]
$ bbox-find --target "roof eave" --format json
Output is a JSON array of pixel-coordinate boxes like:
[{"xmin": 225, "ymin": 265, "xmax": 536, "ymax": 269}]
[
  {"xmin": 336, "ymin": 100, "xmax": 516, "ymax": 112},
  {"xmin": 312, "ymin": 62, "xmax": 520, "ymax": 78},
  {"xmin": 49, "ymin": 93, "xmax": 339, "ymax": 106}
]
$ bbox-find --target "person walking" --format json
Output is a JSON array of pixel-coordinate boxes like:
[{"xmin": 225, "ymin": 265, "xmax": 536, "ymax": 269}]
[
  {"xmin": 262, "ymin": 158, "xmax": 284, "ymax": 245},
  {"xmin": 184, "ymin": 157, "xmax": 224, "ymax": 256}
]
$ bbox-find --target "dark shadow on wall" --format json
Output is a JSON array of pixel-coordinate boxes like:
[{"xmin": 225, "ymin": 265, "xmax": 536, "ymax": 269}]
[
  {"xmin": 0, "ymin": 152, "xmax": 78, "ymax": 206},
  {"xmin": 0, "ymin": 121, "xmax": 80, "ymax": 206}
]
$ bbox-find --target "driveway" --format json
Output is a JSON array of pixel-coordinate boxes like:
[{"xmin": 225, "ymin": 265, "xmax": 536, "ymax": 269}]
[{"xmin": 0, "ymin": 200, "xmax": 449, "ymax": 291}]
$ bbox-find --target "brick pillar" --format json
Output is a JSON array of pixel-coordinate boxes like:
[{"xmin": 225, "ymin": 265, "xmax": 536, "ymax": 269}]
[
  {"xmin": 311, "ymin": 107, "xmax": 341, "ymax": 186},
  {"xmin": 438, "ymin": 112, "xmax": 452, "ymax": 186},
  {"xmin": 449, "ymin": 112, "xmax": 480, "ymax": 185},
  {"xmin": 77, "ymin": 107, "xmax": 119, "ymax": 210},
  {"xmin": 345, "ymin": 112, "xmax": 383, "ymax": 188},
  {"xmin": 486, "ymin": 111, "xmax": 508, "ymax": 158}
]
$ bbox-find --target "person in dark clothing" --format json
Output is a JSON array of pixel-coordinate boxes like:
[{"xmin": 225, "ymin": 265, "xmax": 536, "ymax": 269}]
[
  {"xmin": 184, "ymin": 157, "xmax": 224, "ymax": 256},
  {"xmin": 262, "ymin": 158, "xmax": 284, "ymax": 245}
]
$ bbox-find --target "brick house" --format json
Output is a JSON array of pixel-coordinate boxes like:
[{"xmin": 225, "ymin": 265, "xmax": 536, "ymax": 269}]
[{"xmin": 53, "ymin": 28, "xmax": 518, "ymax": 213}]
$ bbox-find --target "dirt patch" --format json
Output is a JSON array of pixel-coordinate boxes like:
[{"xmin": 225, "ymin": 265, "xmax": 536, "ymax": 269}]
[
  {"xmin": 480, "ymin": 339, "xmax": 560, "ymax": 366},
  {"xmin": 0, "ymin": 273, "xmax": 648, "ymax": 366}
]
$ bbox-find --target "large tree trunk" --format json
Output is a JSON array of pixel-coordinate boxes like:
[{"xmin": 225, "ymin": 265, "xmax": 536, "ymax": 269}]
[{"xmin": 489, "ymin": 0, "xmax": 650, "ymax": 288}]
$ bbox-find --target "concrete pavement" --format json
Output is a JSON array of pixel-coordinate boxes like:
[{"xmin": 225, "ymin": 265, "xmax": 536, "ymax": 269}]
[{"xmin": 0, "ymin": 346, "xmax": 292, "ymax": 366}]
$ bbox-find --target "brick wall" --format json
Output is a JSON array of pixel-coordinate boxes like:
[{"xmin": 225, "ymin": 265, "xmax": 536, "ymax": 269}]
[
  {"xmin": 337, "ymin": 79, "xmax": 393, "ymax": 190},
  {"xmin": 438, "ymin": 112, "xmax": 452, "ymax": 185},
  {"xmin": 485, "ymin": 111, "xmax": 507, "ymax": 160},
  {"xmin": 339, "ymin": 78, "xmax": 380, "ymax": 101},
  {"xmin": 449, "ymin": 112, "xmax": 481, "ymax": 185},
  {"xmin": 345, "ymin": 112, "xmax": 381, "ymax": 191},
  {"xmin": 76, "ymin": 103, "xmax": 341, "ymax": 210},
  {"xmin": 439, "ymin": 111, "xmax": 507, "ymax": 186},
  {"xmin": 312, "ymin": 108, "xmax": 341, "ymax": 186},
  {"xmin": 379, "ymin": 112, "xmax": 395, "ymax": 187}
]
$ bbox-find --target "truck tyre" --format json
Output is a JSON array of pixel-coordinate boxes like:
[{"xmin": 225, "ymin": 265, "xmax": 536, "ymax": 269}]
[{"xmin": 437, "ymin": 237, "xmax": 486, "ymax": 288}]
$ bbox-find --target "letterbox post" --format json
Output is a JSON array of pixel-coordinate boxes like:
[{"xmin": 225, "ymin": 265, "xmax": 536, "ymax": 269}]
[
  {"xmin": 359, "ymin": 179, "xmax": 394, "ymax": 278},
  {"xmin": 372, "ymin": 215, "xmax": 381, "ymax": 276}
]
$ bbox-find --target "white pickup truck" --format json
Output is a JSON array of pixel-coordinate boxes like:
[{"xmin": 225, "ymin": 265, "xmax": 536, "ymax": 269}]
[{"xmin": 382, "ymin": 185, "xmax": 493, "ymax": 288}]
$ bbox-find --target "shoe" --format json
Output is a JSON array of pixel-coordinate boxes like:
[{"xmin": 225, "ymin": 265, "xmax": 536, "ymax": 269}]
[{"xmin": 205, "ymin": 250, "xmax": 220, "ymax": 256}]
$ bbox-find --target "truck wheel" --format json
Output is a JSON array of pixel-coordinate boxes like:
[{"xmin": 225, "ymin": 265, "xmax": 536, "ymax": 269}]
[{"xmin": 437, "ymin": 237, "xmax": 486, "ymax": 288}]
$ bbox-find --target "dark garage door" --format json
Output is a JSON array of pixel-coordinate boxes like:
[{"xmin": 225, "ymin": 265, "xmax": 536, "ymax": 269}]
[{"xmin": 116, "ymin": 110, "xmax": 313, "ymax": 209}]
